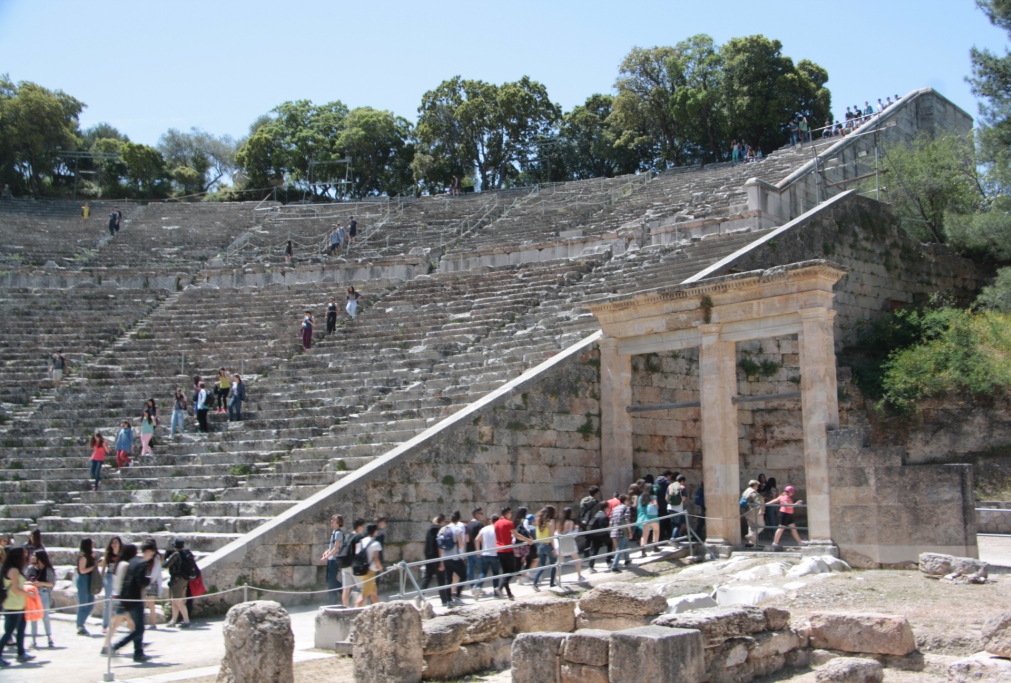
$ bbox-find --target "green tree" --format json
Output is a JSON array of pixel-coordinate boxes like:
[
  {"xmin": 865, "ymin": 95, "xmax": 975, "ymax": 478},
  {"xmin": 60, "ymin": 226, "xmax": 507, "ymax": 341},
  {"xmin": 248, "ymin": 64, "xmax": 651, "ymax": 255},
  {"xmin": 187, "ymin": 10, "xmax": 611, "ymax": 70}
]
[
  {"xmin": 121, "ymin": 142, "xmax": 169, "ymax": 197},
  {"xmin": 335, "ymin": 107, "xmax": 415, "ymax": 197},
  {"xmin": 666, "ymin": 34, "xmax": 727, "ymax": 162},
  {"xmin": 560, "ymin": 94, "xmax": 642, "ymax": 178},
  {"xmin": 611, "ymin": 46, "xmax": 686, "ymax": 168},
  {"xmin": 159, "ymin": 127, "xmax": 236, "ymax": 195},
  {"xmin": 0, "ymin": 74, "xmax": 84, "ymax": 195},
  {"xmin": 415, "ymin": 76, "xmax": 560, "ymax": 190},
  {"xmin": 91, "ymin": 137, "xmax": 129, "ymax": 197}
]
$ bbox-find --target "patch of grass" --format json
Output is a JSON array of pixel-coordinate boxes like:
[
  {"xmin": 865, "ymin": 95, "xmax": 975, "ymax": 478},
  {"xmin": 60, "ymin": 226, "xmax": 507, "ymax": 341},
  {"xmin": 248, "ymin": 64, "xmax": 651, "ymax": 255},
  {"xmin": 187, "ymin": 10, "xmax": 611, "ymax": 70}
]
[
  {"xmin": 442, "ymin": 475, "xmax": 456, "ymax": 487},
  {"xmin": 7, "ymin": 461, "xmax": 23, "ymax": 470},
  {"xmin": 335, "ymin": 459, "xmax": 347, "ymax": 472},
  {"xmin": 576, "ymin": 412, "xmax": 598, "ymax": 441},
  {"xmin": 738, "ymin": 358, "xmax": 761, "ymax": 379},
  {"xmin": 169, "ymin": 491, "xmax": 188, "ymax": 503},
  {"xmin": 645, "ymin": 354, "xmax": 662, "ymax": 374},
  {"xmin": 229, "ymin": 464, "xmax": 253, "ymax": 476},
  {"xmin": 758, "ymin": 359, "xmax": 781, "ymax": 378}
]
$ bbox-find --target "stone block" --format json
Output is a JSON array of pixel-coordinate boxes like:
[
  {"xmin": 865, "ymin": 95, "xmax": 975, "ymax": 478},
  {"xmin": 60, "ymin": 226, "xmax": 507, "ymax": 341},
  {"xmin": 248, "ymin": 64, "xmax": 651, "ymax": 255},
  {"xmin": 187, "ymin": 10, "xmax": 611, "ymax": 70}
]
[
  {"xmin": 423, "ymin": 637, "xmax": 511, "ymax": 680},
  {"xmin": 561, "ymin": 662, "xmax": 609, "ymax": 683},
  {"xmin": 422, "ymin": 615, "xmax": 470, "ymax": 656},
  {"xmin": 919, "ymin": 552, "xmax": 987, "ymax": 578},
  {"xmin": 749, "ymin": 629, "xmax": 801, "ymax": 659},
  {"xmin": 763, "ymin": 606, "xmax": 791, "ymax": 631},
  {"xmin": 577, "ymin": 612, "xmax": 655, "ymax": 631},
  {"xmin": 578, "ymin": 582, "xmax": 668, "ymax": 616},
  {"xmin": 217, "ymin": 601, "xmax": 294, "ymax": 683},
  {"xmin": 353, "ymin": 602, "xmax": 424, "ymax": 683},
  {"xmin": 510, "ymin": 595, "xmax": 577, "ymax": 635},
  {"xmin": 948, "ymin": 651, "xmax": 1011, "ymax": 683},
  {"xmin": 807, "ymin": 612, "xmax": 915, "ymax": 656},
  {"xmin": 562, "ymin": 629, "xmax": 611, "ymax": 667},
  {"xmin": 448, "ymin": 601, "xmax": 515, "ymax": 643},
  {"xmin": 511, "ymin": 632, "xmax": 567, "ymax": 683},
  {"xmin": 814, "ymin": 657, "xmax": 884, "ymax": 683},
  {"xmin": 653, "ymin": 606, "xmax": 768, "ymax": 646},
  {"xmin": 313, "ymin": 606, "xmax": 366, "ymax": 650},
  {"xmin": 608, "ymin": 626, "xmax": 705, "ymax": 683},
  {"xmin": 704, "ymin": 636, "xmax": 753, "ymax": 671},
  {"xmin": 982, "ymin": 611, "xmax": 1011, "ymax": 657}
]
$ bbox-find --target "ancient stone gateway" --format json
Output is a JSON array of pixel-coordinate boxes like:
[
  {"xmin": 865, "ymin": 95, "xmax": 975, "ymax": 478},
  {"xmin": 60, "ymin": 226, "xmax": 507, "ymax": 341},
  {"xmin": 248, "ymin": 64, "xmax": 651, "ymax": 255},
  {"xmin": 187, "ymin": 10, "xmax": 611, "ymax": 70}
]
[{"xmin": 588, "ymin": 260, "xmax": 847, "ymax": 552}]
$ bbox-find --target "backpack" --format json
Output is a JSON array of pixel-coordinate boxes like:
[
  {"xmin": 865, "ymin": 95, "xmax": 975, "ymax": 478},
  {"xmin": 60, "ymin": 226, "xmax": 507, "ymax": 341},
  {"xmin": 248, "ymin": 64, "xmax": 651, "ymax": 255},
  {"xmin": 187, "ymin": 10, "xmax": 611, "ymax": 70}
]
[
  {"xmin": 437, "ymin": 526, "xmax": 457, "ymax": 552},
  {"xmin": 177, "ymin": 549, "xmax": 200, "ymax": 580},
  {"xmin": 578, "ymin": 498, "xmax": 598, "ymax": 529},
  {"xmin": 739, "ymin": 494, "xmax": 751, "ymax": 513},
  {"xmin": 351, "ymin": 538, "xmax": 373, "ymax": 576},
  {"xmin": 121, "ymin": 558, "xmax": 150, "ymax": 601},
  {"xmin": 669, "ymin": 484, "xmax": 683, "ymax": 507},
  {"xmin": 336, "ymin": 532, "xmax": 361, "ymax": 568}
]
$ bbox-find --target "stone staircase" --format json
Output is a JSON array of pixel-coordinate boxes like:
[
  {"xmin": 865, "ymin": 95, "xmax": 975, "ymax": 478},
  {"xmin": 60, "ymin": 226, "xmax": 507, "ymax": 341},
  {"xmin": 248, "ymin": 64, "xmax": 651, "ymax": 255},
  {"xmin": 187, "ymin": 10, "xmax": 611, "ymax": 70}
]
[{"xmin": 0, "ymin": 202, "xmax": 141, "ymax": 268}]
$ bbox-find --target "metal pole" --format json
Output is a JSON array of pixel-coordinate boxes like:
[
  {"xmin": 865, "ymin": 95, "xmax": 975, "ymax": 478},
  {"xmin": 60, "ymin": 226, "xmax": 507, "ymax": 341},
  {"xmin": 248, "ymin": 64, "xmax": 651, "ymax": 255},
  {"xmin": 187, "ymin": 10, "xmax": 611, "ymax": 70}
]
[
  {"xmin": 243, "ymin": 585, "xmax": 249, "ymax": 603},
  {"xmin": 874, "ymin": 131, "xmax": 881, "ymax": 201}
]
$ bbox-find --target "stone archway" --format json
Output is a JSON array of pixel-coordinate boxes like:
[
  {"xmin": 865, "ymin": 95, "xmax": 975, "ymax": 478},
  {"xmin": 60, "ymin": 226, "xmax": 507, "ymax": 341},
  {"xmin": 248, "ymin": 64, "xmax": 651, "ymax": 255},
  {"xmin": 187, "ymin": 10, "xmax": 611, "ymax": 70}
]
[{"xmin": 587, "ymin": 260, "xmax": 846, "ymax": 552}]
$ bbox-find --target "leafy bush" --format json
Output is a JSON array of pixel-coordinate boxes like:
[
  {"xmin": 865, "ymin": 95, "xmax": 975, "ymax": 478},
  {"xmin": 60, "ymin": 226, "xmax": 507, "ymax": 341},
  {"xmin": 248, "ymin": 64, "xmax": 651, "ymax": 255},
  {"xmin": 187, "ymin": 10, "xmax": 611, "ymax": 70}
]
[{"xmin": 976, "ymin": 267, "xmax": 1011, "ymax": 312}]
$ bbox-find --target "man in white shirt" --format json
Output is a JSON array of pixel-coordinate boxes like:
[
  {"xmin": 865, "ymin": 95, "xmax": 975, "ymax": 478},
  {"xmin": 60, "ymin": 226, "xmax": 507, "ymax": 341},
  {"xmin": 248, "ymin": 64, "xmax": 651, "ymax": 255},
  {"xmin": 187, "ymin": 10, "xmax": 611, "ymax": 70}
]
[
  {"xmin": 355, "ymin": 523, "xmax": 383, "ymax": 607},
  {"xmin": 439, "ymin": 511, "xmax": 467, "ymax": 606},
  {"xmin": 319, "ymin": 515, "xmax": 344, "ymax": 605}
]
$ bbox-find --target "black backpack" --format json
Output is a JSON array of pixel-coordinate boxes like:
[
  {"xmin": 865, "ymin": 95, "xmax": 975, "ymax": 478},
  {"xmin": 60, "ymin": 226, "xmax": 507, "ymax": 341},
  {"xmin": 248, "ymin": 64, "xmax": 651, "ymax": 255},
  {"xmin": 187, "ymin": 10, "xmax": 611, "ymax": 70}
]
[
  {"xmin": 336, "ymin": 532, "xmax": 361, "ymax": 569},
  {"xmin": 579, "ymin": 498, "xmax": 598, "ymax": 529},
  {"xmin": 121, "ymin": 558, "xmax": 150, "ymax": 602},
  {"xmin": 177, "ymin": 549, "xmax": 200, "ymax": 580},
  {"xmin": 351, "ymin": 538, "xmax": 373, "ymax": 576}
]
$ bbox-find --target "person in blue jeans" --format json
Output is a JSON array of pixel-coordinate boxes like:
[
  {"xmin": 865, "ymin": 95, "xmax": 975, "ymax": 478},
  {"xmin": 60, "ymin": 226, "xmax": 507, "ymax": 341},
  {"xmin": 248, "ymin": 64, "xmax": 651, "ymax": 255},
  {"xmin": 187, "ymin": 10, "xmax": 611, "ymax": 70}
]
[
  {"xmin": 531, "ymin": 507, "xmax": 557, "ymax": 590},
  {"xmin": 228, "ymin": 374, "xmax": 246, "ymax": 421},
  {"xmin": 171, "ymin": 389, "xmax": 187, "ymax": 436},
  {"xmin": 318, "ymin": 515, "xmax": 344, "ymax": 606},
  {"xmin": 109, "ymin": 541, "xmax": 157, "ymax": 663},
  {"xmin": 475, "ymin": 515, "xmax": 502, "ymax": 594},
  {"xmin": 75, "ymin": 539, "xmax": 99, "ymax": 635},
  {"xmin": 609, "ymin": 495, "xmax": 633, "ymax": 572},
  {"xmin": 465, "ymin": 509, "xmax": 485, "ymax": 598}
]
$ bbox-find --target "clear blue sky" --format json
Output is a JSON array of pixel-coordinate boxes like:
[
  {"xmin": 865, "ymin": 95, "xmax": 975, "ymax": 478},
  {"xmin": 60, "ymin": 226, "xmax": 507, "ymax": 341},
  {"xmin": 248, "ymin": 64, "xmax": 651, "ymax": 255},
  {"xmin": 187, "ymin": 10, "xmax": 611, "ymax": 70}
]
[{"xmin": 0, "ymin": 0, "xmax": 1004, "ymax": 146}]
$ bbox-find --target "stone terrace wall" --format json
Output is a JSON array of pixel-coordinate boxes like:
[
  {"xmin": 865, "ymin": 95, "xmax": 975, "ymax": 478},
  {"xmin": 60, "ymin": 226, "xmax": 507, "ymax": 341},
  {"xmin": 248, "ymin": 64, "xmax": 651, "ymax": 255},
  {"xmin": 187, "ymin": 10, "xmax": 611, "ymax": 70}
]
[
  {"xmin": 689, "ymin": 191, "xmax": 984, "ymax": 348},
  {"xmin": 195, "ymin": 333, "xmax": 605, "ymax": 605}
]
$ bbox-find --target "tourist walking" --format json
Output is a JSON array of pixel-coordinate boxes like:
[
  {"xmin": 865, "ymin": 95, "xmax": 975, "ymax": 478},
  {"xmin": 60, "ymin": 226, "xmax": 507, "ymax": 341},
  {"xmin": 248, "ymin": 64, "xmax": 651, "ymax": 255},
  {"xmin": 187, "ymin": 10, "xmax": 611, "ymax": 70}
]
[
  {"xmin": 195, "ymin": 382, "xmax": 210, "ymax": 432},
  {"xmin": 284, "ymin": 240, "xmax": 293, "ymax": 264},
  {"xmin": 585, "ymin": 503, "xmax": 611, "ymax": 571},
  {"xmin": 23, "ymin": 529, "xmax": 43, "ymax": 567},
  {"xmin": 494, "ymin": 507, "xmax": 531, "ymax": 600},
  {"xmin": 669, "ymin": 475, "xmax": 688, "ymax": 544},
  {"xmin": 355, "ymin": 524, "xmax": 383, "ymax": 607},
  {"xmin": 799, "ymin": 117, "xmax": 810, "ymax": 143},
  {"xmin": 694, "ymin": 483, "xmax": 706, "ymax": 540},
  {"xmin": 531, "ymin": 506, "xmax": 556, "ymax": 590},
  {"xmin": 108, "ymin": 209, "xmax": 119, "ymax": 236},
  {"xmin": 476, "ymin": 516, "xmax": 501, "ymax": 595},
  {"xmin": 76, "ymin": 538, "xmax": 98, "ymax": 635},
  {"xmin": 762, "ymin": 476, "xmax": 779, "ymax": 538},
  {"xmin": 139, "ymin": 410, "xmax": 156, "ymax": 456},
  {"xmin": 326, "ymin": 297, "xmax": 338, "ymax": 335},
  {"xmin": 145, "ymin": 538, "xmax": 163, "ymax": 629},
  {"xmin": 89, "ymin": 432, "xmax": 110, "ymax": 491},
  {"xmin": 26, "ymin": 549, "xmax": 55, "ymax": 649},
  {"xmin": 438, "ymin": 511, "xmax": 466, "ymax": 606},
  {"xmin": 109, "ymin": 540, "xmax": 155, "ymax": 662},
  {"xmin": 228, "ymin": 374, "xmax": 245, "ymax": 421},
  {"xmin": 143, "ymin": 397, "xmax": 160, "ymax": 446},
  {"xmin": 49, "ymin": 350, "xmax": 70, "ymax": 389},
  {"xmin": 555, "ymin": 507, "xmax": 583, "ymax": 582},
  {"xmin": 215, "ymin": 368, "xmax": 230, "ymax": 414},
  {"xmin": 171, "ymin": 390, "xmax": 187, "ymax": 437},
  {"xmin": 115, "ymin": 420, "xmax": 134, "ymax": 468},
  {"xmin": 341, "ymin": 519, "xmax": 366, "ymax": 607},
  {"xmin": 654, "ymin": 471, "xmax": 673, "ymax": 541},
  {"xmin": 770, "ymin": 485, "xmax": 807, "ymax": 550},
  {"xmin": 465, "ymin": 508, "xmax": 485, "ymax": 598},
  {"xmin": 787, "ymin": 120, "xmax": 800, "ymax": 147},
  {"xmin": 163, "ymin": 538, "xmax": 193, "ymax": 628},
  {"xmin": 348, "ymin": 216, "xmax": 357, "ymax": 244},
  {"xmin": 741, "ymin": 479, "xmax": 765, "ymax": 547},
  {"xmin": 0, "ymin": 547, "xmax": 34, "ymax": 666},
  {"xmin": 731, "ymin": 139, "xmax": 741, "ymax": 164},
  {"xmin": 301, "ymin": 310, "xmax": 315, "ymax": 351},
  {"xmin": 101, "ymin": 543, "xmax": 137, "ymax": 657},
  {"xmin": 609, "ymin": 495, "xmax": 633, "ymax": 572},
  {"xmin": 329, "ymin": 226, "xmax": 341, "ymax": 256},
  {"xmin": 422, "ymin": 515, "xmax": 449, "ymax": 605},
  {"xmin": 638, "ymin": 492, "xmax": 660, "ymax": 555},
  {"xmin": 513, "ymin": 507, "xmax": 536, "ymax": 582},
  {"xmin": 346, "ymin": 286, "xmax": 359, "ymax": 320},
  {"xmin": 99, "ymin": 537, "xmax": 123, "ymax": 631},
  {"xmin": 319, "ymin": 515, "xmax": 344, "ymax": 606}
]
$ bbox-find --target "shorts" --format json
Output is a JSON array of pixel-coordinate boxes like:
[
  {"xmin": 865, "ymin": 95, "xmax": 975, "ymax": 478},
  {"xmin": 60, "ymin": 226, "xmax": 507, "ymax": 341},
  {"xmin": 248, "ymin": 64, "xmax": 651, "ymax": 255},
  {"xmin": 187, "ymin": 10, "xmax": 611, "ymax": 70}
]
[
  {"xmin": 341, "ymin": 568, "xmax": 360, "ymax": 588},
  {"xmin": 169, "ymin": 576, "xmax": 188, "ymax": 599},
  {"xmin": 359, "ymin": 570, "xmax": 377, "ymax": 597},
  {"xmin": 779, "ymin": 512, "xmax": 795, "ymax": 526},
  {"xmin": 52, "ymin": 369, "xmax": 63, "ymax": 381},
  {"xmin": 146, "ymin": 584, "xmax": 159, "ymax": 597}
]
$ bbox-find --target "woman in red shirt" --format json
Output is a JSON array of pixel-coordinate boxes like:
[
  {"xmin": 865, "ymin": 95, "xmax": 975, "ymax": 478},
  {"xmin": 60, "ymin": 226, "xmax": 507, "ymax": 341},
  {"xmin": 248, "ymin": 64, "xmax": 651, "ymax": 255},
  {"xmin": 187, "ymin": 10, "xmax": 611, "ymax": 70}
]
[
  {"xmin": 89, "ymin": 432, "xmax": 110, "ymax": 491},
  {"xmin": 770, "ymin": 486, "xmax": 807, "ymax": 549}
]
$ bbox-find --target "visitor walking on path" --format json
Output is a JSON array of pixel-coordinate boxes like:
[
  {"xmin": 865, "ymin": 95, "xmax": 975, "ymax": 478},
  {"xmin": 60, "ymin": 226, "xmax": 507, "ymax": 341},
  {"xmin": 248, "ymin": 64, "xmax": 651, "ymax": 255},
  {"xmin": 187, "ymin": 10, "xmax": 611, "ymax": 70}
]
[
  {"xmin": 76, "ymin": 538, "xmax": 99, "ymax": 635},
  {"xmin": 770, "ymin": 485, "xmax": 807, "ymax": 550},
  {"xmin": 741, "ymin": 479, "xmax": 765, "ymax": 547},
  {"xmin": 301, "ymin": 310, "xmax": 315, "ymax": 351},
  {"xmin": 609, "ymin": 494, "xmax": 633, "ymax": 572},
  {"xmin": 171, "ymin": 390, "xmax": 187, "ymax": 437},
  {"xmin": 531, "ymin": 506, "xmax": 557, "ymax": 590},
  {"xmin": 763, "ymin": 476, "xmax": 780, "ymax": 538},
  {"xmin": 215, "ymin": 368, "xmax": 231, "ymax": 414},
  {"xmin": 49, "ymin": 350, "xmax": 70, "ymax": 389},
  {"xmin": 0, "ymin": 547, "xmax": 34, "ymax": 666},
  {"xmin": 346, "ymin": 286, "xmax": 360, "ymax": 320},
  {"xmin": 26, "ymin": 549, "xmax": 55, "ymax": 649},
  {"xmin": 638, "ymin": 492, "xmax": 660, "ymax": 556},
  {"xmin": 228, "ymin": 374, "xmax": 245, "ymax": 421},
  {"xmin": 139, "ymin": 410, "xmax": 156, "ymax": 456},
  {"xmin": 341, "ymin": 519, "xmax": 366, "ymax": 608},
  {"xmin": 438, "ymin": 511, "xmax": 466, "ymax": 606},
  {"xmin": 100, "ymin": 543, "xmax": 136, "ymax": 657},
  {"xmin": 654, "ymin": 471, "xmax": 672, "ymax": 541},
  {"xmin": 329, "ymin": 226, "xmax": 342, "ymax": 256},
  {"xmin": 585, "ymin": 503, "xmax": 611, "ymax": 571},
  {"xmin": 669, "ymin": 475, "xmax": 688, "ymax": 545},
  {"xmin": 108, "ymin": 209, "xmax": 119, "ymax": 236},
  {"xmin": 284, "ymin": 240, "xmax": 293, "ymax": 264},
  {"xmin": 195, "ymin": 381, "xmax": 210, "ymax": 432},
  {"xmin": 554, "ymin": 507, "xmax": 583, "ymax": 582},
  {"xmin": 355, "ymin": 524, "xmax": 383, "ymax": 607},
  {"xmin": 348, "ymin": 216, "xmax": 358, "ymax": 244},
  {"xmin": 89, "ymin": 432, "xmax": 110, "ymax": 491},
  {"xmin": 145, "ymin": 538, "xmax": 163, "ymax": 628},
  {"xmin": 465, "ymin": 509, "xmax": 485, "ymax": 598},
  {"xmin": 326, "ymin": 297, "xmax": 338, "ymax": 335},
  {"xmin": 422, "ymin": 515, "xmax": 449, "ymax": 604},
  {"xmin": 99, "ymin": 537, "xmax": 123, "ymax": 631},
  {"xmin": 109, "ymin": 540, "xmax": 156, "ymax": 662},
  {"xmin": 476, "ymin": 516, "xmax": 501, "ymax": 595},
  {"xmin": 494, "ymin": 507, "xmax": 532, "ymax": 600},
  {"xmin": 115, "ymin": 421, "xmax": 134, "ymax": 468},
  {"xmin": 163, "ymin": 538, "xmax": 193, "ymax": 628},
  {"xmin": 24, "ymin": 529, "xmax": 42, "ymax": 567},
  {"xmin": 319, "ymin": 515, "xmax": 345, "ymax": 606}
]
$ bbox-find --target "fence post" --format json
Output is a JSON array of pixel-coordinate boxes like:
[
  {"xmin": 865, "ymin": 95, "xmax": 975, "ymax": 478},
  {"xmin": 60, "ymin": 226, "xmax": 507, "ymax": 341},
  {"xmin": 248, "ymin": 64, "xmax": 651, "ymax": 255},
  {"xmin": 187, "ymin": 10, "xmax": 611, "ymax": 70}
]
[{"xmin": 243, "ymin": 585, "xmax": 249, "ymax": 603}]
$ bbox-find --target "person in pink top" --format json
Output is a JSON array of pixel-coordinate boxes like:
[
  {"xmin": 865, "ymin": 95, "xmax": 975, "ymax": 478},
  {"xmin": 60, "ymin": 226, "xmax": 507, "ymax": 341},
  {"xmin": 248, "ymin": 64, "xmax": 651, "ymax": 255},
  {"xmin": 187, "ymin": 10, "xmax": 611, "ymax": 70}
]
[
  {"xmin": 89, "ymin": 432, "xmax": 110, "ymax": 491},
  {"xmin": 770, "ymin": 485, "xmax": 808, "ymax": 549}
]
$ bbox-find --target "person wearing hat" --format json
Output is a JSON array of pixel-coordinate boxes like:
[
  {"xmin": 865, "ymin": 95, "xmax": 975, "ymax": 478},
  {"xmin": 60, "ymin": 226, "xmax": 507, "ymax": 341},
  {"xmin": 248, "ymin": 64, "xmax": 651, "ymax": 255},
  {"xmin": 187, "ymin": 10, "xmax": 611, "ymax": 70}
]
[
  {"xmin": 770, "ymin": 486, "xmax": 807, "ymax": 550},
  {"xmin": 740, "ymin": 480, "xmax": 765, "ymax": 547},
  {"xmin": 162, "ymin": 538, "xmax": 192, "ymax": 628}
]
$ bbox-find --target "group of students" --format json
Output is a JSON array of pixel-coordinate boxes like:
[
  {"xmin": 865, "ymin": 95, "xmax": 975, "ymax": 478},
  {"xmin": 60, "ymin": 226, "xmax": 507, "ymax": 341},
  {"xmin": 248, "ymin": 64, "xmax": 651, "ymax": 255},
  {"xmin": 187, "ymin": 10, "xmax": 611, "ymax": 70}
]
[
  {"xmin": 820, "ymin": 95, "xmax": 904, "ymax": 140},
  {"xmin": 300, "ymin": 287, "xmax": 361, "ymax": 351},
  {"xmin": 191, "ymin": 369, "xmax": 247, "ymax": 430},
  {"xmin": 730, "ymin": 139, "xmax": 763, "ymax": 164},
  {"xmin": 0, "ymin": 531, "xmax": 200, "ymax": 667},
  {"xmin": 319, "ymin": 516, "xmax": 388, "ymax": 608},
  {"xmin": 327, "ymin": 218, "xmax": 358, "ymax": 255}
]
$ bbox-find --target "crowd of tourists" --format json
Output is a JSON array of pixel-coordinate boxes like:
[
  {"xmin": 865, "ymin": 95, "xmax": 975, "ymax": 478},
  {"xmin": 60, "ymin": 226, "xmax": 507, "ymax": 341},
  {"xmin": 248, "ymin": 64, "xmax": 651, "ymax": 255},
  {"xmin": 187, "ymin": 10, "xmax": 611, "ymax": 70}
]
[
  {"xmin": 327, "ymin": 217, "xmax": 358, "ymax": 255},
  {"xmin": 321, "ymin": 469, "xmax": 809, "ymax": 608},
  {"xmin": 787, "ymin": 93, "xmax": 904, "ymax": 147},
  {"xmin": 0, "ymin": 531, "xmax": 203, "ymax": 667}
]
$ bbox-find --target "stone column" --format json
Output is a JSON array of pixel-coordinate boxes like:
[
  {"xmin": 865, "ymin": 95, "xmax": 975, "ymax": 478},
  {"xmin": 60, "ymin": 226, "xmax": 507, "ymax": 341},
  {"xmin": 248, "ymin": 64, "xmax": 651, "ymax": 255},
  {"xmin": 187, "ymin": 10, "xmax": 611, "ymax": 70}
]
[
  {"xmin": 698, "ymin": 324, "xmax": 741, "ymax": 547},
  {"xmin": 798, "ymin": 307, "xmax": 839, "ymax": 549},
  {"xmin": 599, "ymin": 337, "xmax": 633, "ymax": 498}
]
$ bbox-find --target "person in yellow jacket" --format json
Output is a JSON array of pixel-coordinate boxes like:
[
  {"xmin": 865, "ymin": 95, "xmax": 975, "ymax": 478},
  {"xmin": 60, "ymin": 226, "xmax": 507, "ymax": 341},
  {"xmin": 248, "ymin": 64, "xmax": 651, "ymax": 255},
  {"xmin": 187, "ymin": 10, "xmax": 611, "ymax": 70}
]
[{"xmin": 0, "ymin": 547, "xmax": 35, "ymax": 665}]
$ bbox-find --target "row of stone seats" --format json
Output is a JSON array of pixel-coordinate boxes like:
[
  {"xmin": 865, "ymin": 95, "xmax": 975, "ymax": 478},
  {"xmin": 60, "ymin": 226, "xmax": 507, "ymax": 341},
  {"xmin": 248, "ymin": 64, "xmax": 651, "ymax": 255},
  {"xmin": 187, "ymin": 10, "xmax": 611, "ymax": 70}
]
[
  {"xmin": 0, "ymin": 202, "xmax": 141, "ymax": 268},
  {"xmin": 0, "ymin": 287, "xmax": 167, "ymax": 407},
  {"xmin": 0, "ymin": 199, "xmax": 139, "ymax": 219},
  {"xmin": 82, "ymin": 202, "xmax": 259, "ymax": 271}
]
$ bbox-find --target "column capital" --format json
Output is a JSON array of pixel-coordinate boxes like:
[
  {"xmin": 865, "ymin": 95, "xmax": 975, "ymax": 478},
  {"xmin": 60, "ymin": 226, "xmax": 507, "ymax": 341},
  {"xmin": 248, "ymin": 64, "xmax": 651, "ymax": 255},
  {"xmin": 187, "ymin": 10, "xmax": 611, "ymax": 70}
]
[{"xmin": 598, "ymin": 336, "xmax": 619, "ymax": 351}]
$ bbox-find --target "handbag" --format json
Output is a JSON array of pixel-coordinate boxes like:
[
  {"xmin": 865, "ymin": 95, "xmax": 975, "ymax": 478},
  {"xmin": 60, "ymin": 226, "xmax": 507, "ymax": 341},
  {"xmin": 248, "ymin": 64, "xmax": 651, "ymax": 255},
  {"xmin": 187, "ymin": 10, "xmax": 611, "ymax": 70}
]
[
  {"xmin": 188, "ymin": 574, "xmax": 207, "ymax": 598},
  {"xmin": 89, "ymin": 566, "xmax": 104, "ymax": 596}
]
